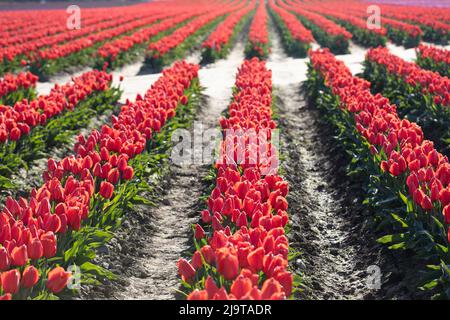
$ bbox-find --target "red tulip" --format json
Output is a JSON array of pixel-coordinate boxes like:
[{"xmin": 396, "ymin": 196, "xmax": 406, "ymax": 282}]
[
  {"xmin": 216, "ymin": 248, "xmax": 239, "ymax": 280},
  {"xmin": 46, "ymin": 267, "xmax": 71, "ymax": 294},
  {"xmin": 122, "ymin": 166, "xmax": 134, "ymax": 180},
  {"xmin": 107, "ymin": 168, "xmax": 120, "ymax": 184},
  {"xmin": 1, "ymin": 269, "xmax": 20, "ymax": 294},
  {"xmin": 247, "ymin": 246, "xmax": 264, "ymax": 272},
  {"xmin": 205, "ymin": 276, "xmax": 219, "ymax": 298},
  {"xmin": 40, "ymin": 232, "xmax": 57, "ymax": 258},
  {"xmin": 0, "ymin": 247, "xmax": 10, "ymax": 271},
  {"xmin": 200, "ymin": 245, "xmax": 216, "ymax": 265},
  {"xmin": 187, "ymin": 289, "xmax": 208, "ymax": 300},
  {"xmin": 194, "ymin": 224, "xmax": 205, "ymax": 240},
  {"xmin": 99, "ymin": 181, "xmax": 114, "ymax": 199},
  {"xmin": 21, "ymin": 266, "xmax": 39, "ymax": 289},
  {"xmin": 11, "ymin": 245, "xmax": 28, "ymax": 267},
  {"xmin": 28, "ymin": 238, "xmax": 44, "ymax": 260},
  {"xmin": 177, "ymin": 258, "xmax": 196, "ymax": 282},
  {"xmin": 230, "ymin": 275, "xmax": 253, "ymax": 299}
]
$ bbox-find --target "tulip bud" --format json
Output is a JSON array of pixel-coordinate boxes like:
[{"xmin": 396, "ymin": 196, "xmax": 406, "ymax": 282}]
[
  {"xmin": 191, "ymin": 251, "xmax": 202, "ymax": 270},
  {"xmin": 187, "ymin": 289, "xmax": 208, "ymax": 300},
  {"xmin": 216, "ymin": 248, "xmax": 239, "ymax": 280},
  {"xmin": 21, "ymin": 266, "xmax": 39, "ymax": 289},
  {"xmin": 1, "ymin": 269, "xmax": 20, "ymax": 294},
  {"xmin": 99, "ymin": 181, "xmax": 114, "ymax": 199},
  {"xmin": 0, "ymin": 247, "xmax": 10, "ymax": 271},
  {"xmin": 201, "ymin": 210, "xmax": 211, "ymax": 223},
  {"xmin": 230, "ymin": 275, "xmax": 253, "ymax": 299},
  {"xmin": 177, "ymin": 258, "xmax": 196, "ymax": 282},
  {"xmin": 40, "ymin": 232, "xmax": 57, "ymax": 258},
  {"xmin": 122, "ymin": 166, "xmax": 134, "ymax": 180},
  {"xmin": 194, "ymin": 224, "xmax": 205, "ymax": 240},
  {"xmin": 28, "ymin": 238, "xmax": 43, "ymax": 260},
  {"xmin": 46, "ymin": 267, "xmax": 71, "ymax": 293},
  {"xmin": 11, "ymin": 245, "xmax": 28, "ymax": 267},
  {"xmin": 107, "ymin": 168, "xmax": 120, "ymax": 184}
]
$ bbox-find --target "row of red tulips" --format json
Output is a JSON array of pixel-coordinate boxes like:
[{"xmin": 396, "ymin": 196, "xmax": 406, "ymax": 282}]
[
  {"xmin": 363, "ymin": 47, "xmax": 450, "ymax": 155},
  {"xmin": 0, "ymin": 70, "xmax": 113, "ymax": 146},
  {"xmin": 283, "ymin": 0, "xmax": 351, "ymax": 39},
  {"xmin": 0, "ymin": 6, "xmax": 129, "ymax": 47},
  {"xmin": 416, "ymin": 44, "xmax": 450, "ymax": 77},
  {"xmin": 147, "ymin": 2, "xmax": 242, "ymax": 61},
  {"xmin": 28, "ymin": 13, "xmax": 174, "ymax": 78},
  {"xmin": 201, "ymin": 0, "xmax": 256, "ymax": 63},
  {"xmin": 0, "ymin": 10, "xmax": 114, "ymax": 50},
  {"xmin": 0, "ymin": 72, "xmax": 38, "ymax": 106},
  {"xmin": 178, "ymin": 58, "xmax": 293, "ymax": 300},
  {"xmin": 280, "ymin": 0, "xmax": 351, "ymax": 54},
  {"xmin": 307, "ymin": 0, "xmax": 422, "ymax": 48},
  {"xmin": 0, "ymin": 6, "xmax": 169, "ymax": 75},
  {"xmin": 2, "ymin": 11, "xmax": 150, "ymax": 62},
  {"xmin": 377, "ymin": 4, "xmax": 449, "ymax": 44},
  {"xmin": 96, "ymin": 12, "xmax": 199, "ymax": 70},
  {"xmin": 308, "ymin": 48, "xmax": 450, "ymax": 297},
  {"xmin": 268, "ymin": 0, "xmax": 313, "ymax": 58},
  {"xmin": 245, "ymin": 0, "xmax": 270, "ymax": 60},
  {"xmin": 304, "ymin": 3, "xmax": 387, "ymax": 47},
  {"xmin": 0, "ymin": 60, "xmax": 200, "ymax": 300},
  {"xmin": 365, "ymin": 47, "xmax": 449, "ymax": 108}
]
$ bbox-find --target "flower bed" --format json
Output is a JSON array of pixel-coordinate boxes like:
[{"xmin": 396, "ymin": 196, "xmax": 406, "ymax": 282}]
[{"xmin": 178, "ymin": 58, "xmax": 295, "ymax": 300}]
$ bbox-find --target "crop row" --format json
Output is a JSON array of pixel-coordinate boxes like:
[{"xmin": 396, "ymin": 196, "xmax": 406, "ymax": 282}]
[
  {"xmin": 178, "ymin": 58, "xmax": 294, "ymax": 300},
  {"xmin": 363, "ymin": 47, "xmax": 450, "ymax": 155},
  {"xmin": 0, "ymin": 5, "xmax": 173, "ymax": 75},
  {"xmin": 307, "ymin": 48, "xmax": 450, "ymax": 298},
  {"xmin": 245, "ymin": 0, "xmax": 270, "ymax": 59},
  {"xmin": 416, "ymin": 44, "xmax": 450, "ymax": 78},
  {"xmin": 268, "ymin": 0, "xmax": 313, "ymax": 58},
  {"xmin": 201, "ymin": 0, "xmax": 256, "ymax": 63},
  {"xmin": 0, "ymin": 61, "xmax": 200, "ymax": 300},
  {"xmin": 145, "ymin": 2, "xmax": 244, "ymax": 71},
  {"xmin": 0, "ymin": 72, "xmax": 38, "ymax": 106},
  {"xmin": 0, "ymin": 70, "xmax": 121, "ymax": 191},
  {"xmin": 280, "ymin": 0, "xmax": 351, "ymax": 54}
]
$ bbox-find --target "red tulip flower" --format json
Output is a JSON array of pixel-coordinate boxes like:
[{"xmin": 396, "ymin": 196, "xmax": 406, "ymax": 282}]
[{"xmin": 46, "ymin": 267, "xmax": 71, "ymax": 294}]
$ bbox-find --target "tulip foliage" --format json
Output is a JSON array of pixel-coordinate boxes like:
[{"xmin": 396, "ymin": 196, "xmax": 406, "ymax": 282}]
[
  {"xmin": 307, "ymin": 49, "xmax": 450, "ymax": 298},
  {"xmin": 201, "ymin": 0, "xmax": 256, "ymax": 63},
  {"xmin": 0, "ymin": 61, "xmax": 200, "ymax": 299},
  {"xmin": 245, "ymin": 0, "xmax": 270, "ymax": 60},
  {"xmin": 0, "ymin": 70, "xmax": 121, "ymax": 191},
  {"xmin": 178, "ymin": 58, "xmax": 295, "ymax": 300},
  {"xmin": 416, "ymin": 44, "xmax": 450, "ymax": 78},
  {"xmin": 0, "ymin": 72, "xmax": 38, "ymax": 106},
  {"xmin": 267, "ymin": 0, "xmax": 313, "ymax": 58},
  {"xmin": 363, "ymin": 47, "xmax": 450, "ymax": 156}
]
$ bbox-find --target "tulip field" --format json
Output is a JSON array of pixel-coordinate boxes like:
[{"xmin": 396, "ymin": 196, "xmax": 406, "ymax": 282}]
[{"xmin": 0, "ymin": 0, "xmax": 449, "ymax": 303}]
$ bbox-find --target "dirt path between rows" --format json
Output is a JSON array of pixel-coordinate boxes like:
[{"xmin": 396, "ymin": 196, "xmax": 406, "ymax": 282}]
[{"xmin": 82, "ymin": 38, "xmax": 245, "ymax": 300}]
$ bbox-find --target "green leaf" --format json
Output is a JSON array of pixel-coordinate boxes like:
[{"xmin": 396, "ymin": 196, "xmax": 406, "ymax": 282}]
[
  {"xmin": 419, "ymin": 280, "xmax": 438, "ymax": 290},
  {"xmin": 390, "ymin": 213, "xmax": 408, "ymax": 228},
  {"xmin": 388, "ymin": 242, "xmax": 406, "ymax": 250}
]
